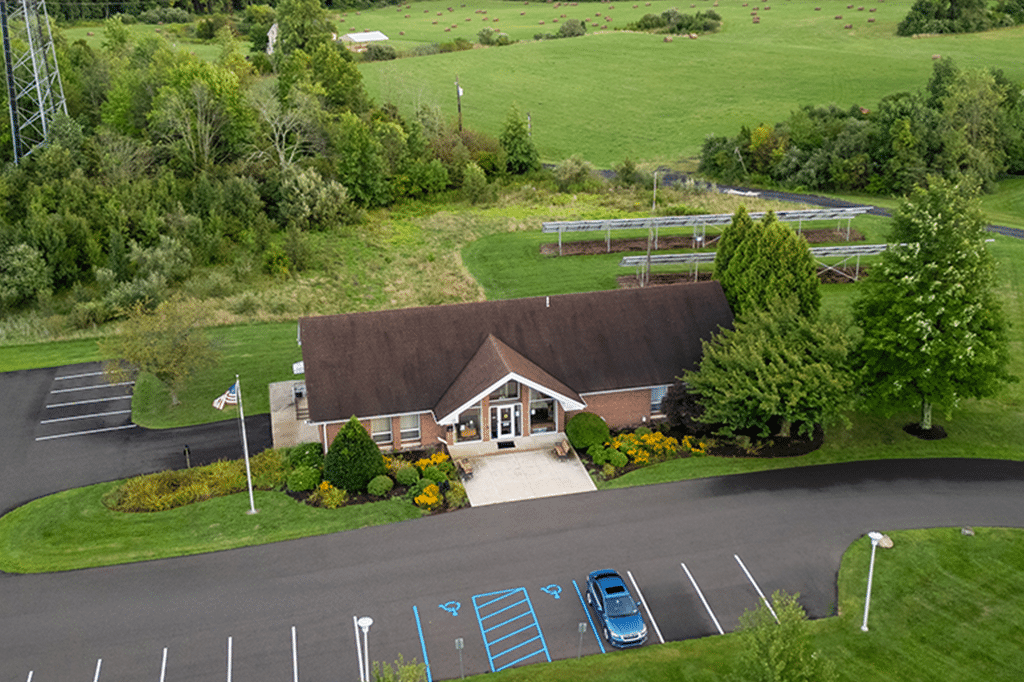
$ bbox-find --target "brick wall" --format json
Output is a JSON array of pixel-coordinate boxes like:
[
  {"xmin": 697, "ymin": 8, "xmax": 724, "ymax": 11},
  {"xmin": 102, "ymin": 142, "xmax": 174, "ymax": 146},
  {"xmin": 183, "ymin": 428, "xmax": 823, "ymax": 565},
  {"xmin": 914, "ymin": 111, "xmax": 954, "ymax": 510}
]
[{"xmin": 568, "ymin": 388, "xmax": 652, "ymax": 430}]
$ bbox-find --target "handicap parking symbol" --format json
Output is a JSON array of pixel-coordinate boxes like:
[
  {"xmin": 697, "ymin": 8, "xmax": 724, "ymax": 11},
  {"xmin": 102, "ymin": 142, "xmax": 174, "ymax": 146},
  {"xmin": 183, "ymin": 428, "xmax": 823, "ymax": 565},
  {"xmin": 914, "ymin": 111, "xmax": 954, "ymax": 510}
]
[
  {"xmin": 540, "ymin": 584, "xmax": 562, "ymax": 599},
  {"xmin": 439, "ymin": 601, "xmax": 461, "ymax": 616}
]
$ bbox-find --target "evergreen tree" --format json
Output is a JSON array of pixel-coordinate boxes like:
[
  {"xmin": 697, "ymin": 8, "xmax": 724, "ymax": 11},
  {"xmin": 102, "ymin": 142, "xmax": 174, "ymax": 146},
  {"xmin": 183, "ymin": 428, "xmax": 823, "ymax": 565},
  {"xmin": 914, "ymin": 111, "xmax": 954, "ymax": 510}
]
[
  {"xmin": 714, "ymin": 205, "xmax": 755, "ymax": 295},
  {"xmin": 324, "ymin": 416, "xmax": 387, "ymax": 494},
  {"xmin": 853, "ymin": 177, "xmax": 1015, "ymax": 431},
  {"xmin": 717, "ymin": 210, "xmax": 820, "ymax": 319},
  {"xmin": 499, "ymin": 104, "xmax": 539, "ymax": 175},
  {"xmin": 684, "ymin": 297, "xmax": 853, "ymax": 439}
]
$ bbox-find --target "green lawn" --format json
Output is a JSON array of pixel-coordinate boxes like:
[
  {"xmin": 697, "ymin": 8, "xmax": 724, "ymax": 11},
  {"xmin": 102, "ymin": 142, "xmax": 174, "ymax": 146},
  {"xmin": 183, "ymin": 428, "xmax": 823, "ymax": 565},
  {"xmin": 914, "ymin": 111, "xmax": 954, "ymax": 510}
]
[
  {"xmin": 0, "ymin": 481, "xmax": 422, "ymax": 573},
  {"xmin": 357, "ymin": 0, "xmax": 1024, "ymax": 166},
  {"xmin": 455, "ymin": 528, "xmax": 1024, "ymax": 682}
]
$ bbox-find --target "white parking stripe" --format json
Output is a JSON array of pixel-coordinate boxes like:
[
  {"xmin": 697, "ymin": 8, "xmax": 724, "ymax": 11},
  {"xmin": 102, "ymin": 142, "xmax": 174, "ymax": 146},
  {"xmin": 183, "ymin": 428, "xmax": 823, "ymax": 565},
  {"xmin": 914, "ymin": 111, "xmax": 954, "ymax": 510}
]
[
  {"xmin": 680, "ymin": 563, "xmax": 725, "ymax": 635},
  {"xmin": 47, "ymin": 396, "xmax": 131, "ymax": 408},
  {"xmin": 50, "ymin": 381, "xmax": 134, "ymax": 394},
  {"xmin": 93, "ymin": 658, "xmax": 102, "ymax": 682},
  {"xmin": 734, "ymin": 554, "xmax": 779, "ymax": 623},
  {"xmin": 54, "ymin": 370, "xmax": 106, "ymax": 380},
  {"xmin": 41, "ymin": 410, "xmax": 132, "ymax": 424},
  {"xmin": 160, "ymin": 648, "xmax": 168, "ymax": 682},
  {"xmin": 625, "ymin": 570, "xmax": 664, "ymax": 644},
  {"xmin": 35, "ymin": 424, "xmax": 138, "ymax": 441}
]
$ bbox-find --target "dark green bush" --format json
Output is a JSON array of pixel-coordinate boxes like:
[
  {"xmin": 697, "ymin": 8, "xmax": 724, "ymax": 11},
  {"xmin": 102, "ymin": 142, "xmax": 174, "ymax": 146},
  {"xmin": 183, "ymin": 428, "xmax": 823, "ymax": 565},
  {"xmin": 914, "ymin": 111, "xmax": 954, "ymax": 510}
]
[
  {"xmin": 367, "ymin": 474, "xmax": 395, "ymax": 497},
  {"xmin": 608, "ymin": 451, "xmax": 629, "ymax": 469},
  {"xmin": 287, "ymin": 465, "xmax": 321, "ymax": 492},
  {"xmin": 395, "ymin": 465, "xmax": 420, "ymax": 487},
  {"xmin": 566, "ymin": 412, "xmax": 610, "ymax": 451},
  {"xmin": 325, "ymin": 416, "xmax": 387, "ymax": 494},
  {"xmin": 364, "ymin": 43, "xmax": 397, "ymax": 62},
  {"xmin": 589, "ymin": 445, "xmax": 610, "ymax": 466},
  {"xmin": 288, "ymin": 443, "xmax": 324, "ymax": 471},
  {"xmin": 437, "ymin": 460, "xmax": 456, "ymax": 480},
  {"xmin": 422, "ymin": 465, "xmax": 446, "ymax": 484}
]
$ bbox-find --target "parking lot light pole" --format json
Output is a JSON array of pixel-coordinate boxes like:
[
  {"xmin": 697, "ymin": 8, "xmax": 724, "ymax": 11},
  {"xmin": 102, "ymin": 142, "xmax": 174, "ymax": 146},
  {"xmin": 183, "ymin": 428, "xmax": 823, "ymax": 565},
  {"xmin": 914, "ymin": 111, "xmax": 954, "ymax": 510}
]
[
  {"xmin": 357, "ymin": 617, "xmax": 373, "ymax": 682},
  {"xmin": 861, "ymin": 531, "xmax": 887, "ymax": 632}
]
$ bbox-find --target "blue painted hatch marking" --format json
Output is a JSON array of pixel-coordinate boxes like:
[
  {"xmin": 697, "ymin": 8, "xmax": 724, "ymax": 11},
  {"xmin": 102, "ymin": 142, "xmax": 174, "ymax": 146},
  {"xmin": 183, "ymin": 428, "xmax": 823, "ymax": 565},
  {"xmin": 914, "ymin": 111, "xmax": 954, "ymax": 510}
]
[
  {"xmin": 413, "ymin": 605, "xmax": 433, "ymax": 682},
  {"xmin": 472, "ymin": 588, "xmax": 551, "ymax": 672},
  {"xmin": 572, "ymin": 579, "xmax": 606, "ymax": 654}
]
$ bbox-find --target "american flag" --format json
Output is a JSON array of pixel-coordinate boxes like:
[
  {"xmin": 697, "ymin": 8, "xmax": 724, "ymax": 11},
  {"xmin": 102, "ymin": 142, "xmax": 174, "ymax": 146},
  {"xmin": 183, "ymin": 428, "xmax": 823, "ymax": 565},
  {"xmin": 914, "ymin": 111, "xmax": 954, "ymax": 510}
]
[{"xmin": 212, "ymin": 382, "xmax": 238, "ymax": 410}]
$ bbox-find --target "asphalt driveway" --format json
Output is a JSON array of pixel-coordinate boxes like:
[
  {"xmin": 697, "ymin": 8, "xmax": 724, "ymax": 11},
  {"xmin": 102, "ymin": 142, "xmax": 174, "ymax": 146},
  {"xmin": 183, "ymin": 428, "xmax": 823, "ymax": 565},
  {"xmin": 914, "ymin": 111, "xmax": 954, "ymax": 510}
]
[{"xmin": 0, "ymin": 362, "xmax": 271, "ymax": 515}]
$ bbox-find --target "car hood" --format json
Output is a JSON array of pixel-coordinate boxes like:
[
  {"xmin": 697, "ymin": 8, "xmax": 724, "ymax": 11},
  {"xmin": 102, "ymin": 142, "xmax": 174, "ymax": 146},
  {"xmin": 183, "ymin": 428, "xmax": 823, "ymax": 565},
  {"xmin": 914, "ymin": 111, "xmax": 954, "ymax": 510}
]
[{"xmin": 607, "ymin": 612, "xmax": 645, "ymax": 638}]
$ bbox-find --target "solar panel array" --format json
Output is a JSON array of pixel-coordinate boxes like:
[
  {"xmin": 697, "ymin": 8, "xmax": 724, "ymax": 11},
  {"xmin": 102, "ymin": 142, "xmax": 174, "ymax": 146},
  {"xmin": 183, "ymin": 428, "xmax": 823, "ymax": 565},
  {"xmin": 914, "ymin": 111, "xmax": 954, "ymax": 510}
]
[{"xmin": 541, "ymin": 207, "xmax": 870, "ymax": 234}]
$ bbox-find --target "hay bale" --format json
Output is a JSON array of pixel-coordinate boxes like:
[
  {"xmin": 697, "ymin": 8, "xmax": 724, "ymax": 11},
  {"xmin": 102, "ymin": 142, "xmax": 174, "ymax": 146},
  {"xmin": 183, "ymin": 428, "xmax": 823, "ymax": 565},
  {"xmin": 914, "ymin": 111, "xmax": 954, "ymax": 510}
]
[
  {"xmin": 844, "ymin": 23, "xmax": 852, "ymax": 27},
  {"xmin": 664, "ymin": 35, "xmax": 673, "ymax": 41}
]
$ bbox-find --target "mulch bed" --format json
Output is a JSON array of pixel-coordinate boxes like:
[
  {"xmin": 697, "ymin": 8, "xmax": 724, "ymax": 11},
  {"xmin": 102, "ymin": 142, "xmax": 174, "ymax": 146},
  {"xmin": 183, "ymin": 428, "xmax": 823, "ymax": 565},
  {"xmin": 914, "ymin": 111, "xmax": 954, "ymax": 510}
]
[
  {"xmin": 707, "ymin": 424, "xmax": 825, "ymax": 458},
  {"xmin": 903, "ymin": 423, "xmax": 948, "ymax": 440},
  {"xmin": 541, "ymin": 227, "xmax": 864, "ymax": 256}
]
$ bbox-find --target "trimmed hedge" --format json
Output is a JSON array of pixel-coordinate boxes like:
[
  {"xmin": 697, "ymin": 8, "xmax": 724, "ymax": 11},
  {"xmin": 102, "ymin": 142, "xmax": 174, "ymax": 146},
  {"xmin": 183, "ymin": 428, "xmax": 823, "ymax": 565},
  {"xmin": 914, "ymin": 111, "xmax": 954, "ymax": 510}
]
[
  {"xmin": 367, "ymin": 475, "xmax": 395, "ymax": 497},
  {"xmin": 566, "ymin": 412, "xmax": 610, "ymax": 451}
]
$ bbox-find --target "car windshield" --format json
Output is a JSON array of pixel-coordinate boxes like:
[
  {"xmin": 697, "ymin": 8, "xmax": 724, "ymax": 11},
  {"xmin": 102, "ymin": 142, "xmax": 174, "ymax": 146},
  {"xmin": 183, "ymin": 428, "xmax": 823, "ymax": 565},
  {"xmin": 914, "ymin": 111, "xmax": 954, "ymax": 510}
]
[{"xmin": 605, "ymin": 595, "xmax": 638, "ymax": 617}]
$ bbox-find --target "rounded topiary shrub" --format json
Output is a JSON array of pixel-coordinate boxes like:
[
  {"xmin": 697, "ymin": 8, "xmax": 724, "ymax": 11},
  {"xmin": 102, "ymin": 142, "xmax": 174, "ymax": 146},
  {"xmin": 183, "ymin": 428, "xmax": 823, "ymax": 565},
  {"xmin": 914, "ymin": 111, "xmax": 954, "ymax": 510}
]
[
  {"xmin": 566, "ymin": 412, "xmax": 610, "ymax": 451},
  {"xmin": 422, "ymin": 465, "xmax": 446, "ymax": 484},
  {"xmin": 395, "ymin": 465, "xmax": 420, "ymax": 487},
  {"xmin": 287, "ymin": 465, "xmax": 321, "ymax": 492},
  {"xmin": 367, "ymin": 474, "xmax": 395, "ymax": 497}
]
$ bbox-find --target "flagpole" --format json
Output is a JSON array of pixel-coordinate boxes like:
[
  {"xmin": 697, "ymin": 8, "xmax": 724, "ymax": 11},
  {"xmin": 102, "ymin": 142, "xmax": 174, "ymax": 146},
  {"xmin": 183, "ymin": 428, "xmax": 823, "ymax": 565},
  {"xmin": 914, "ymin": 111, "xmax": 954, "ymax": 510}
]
[{"xmin": 236, "ymin": 374, "xmax": 258, "ymax": 515}]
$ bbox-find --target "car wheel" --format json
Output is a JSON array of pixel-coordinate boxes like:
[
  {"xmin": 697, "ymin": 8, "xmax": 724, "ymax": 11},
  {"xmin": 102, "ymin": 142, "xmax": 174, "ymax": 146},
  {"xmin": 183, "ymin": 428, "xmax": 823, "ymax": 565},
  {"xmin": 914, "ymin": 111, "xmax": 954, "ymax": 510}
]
[{"xmin": 603, "ymin": 627, "xmax": 610, "ymax": 643}]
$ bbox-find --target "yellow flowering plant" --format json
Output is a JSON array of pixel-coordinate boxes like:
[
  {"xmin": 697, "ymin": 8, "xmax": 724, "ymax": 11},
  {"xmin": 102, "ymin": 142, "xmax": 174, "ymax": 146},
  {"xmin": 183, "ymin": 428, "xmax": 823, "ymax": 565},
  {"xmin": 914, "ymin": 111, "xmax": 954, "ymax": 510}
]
[{"xmin": 413, "ymin": 483, "xmax": 442, "ymax": 511}]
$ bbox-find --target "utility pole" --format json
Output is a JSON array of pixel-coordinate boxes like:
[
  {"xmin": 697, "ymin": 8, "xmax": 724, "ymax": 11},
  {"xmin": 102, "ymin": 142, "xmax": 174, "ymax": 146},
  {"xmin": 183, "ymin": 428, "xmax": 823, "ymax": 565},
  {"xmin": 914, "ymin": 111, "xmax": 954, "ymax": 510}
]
[{"xmin": 455, "ymin": 75, "xmax": 463, "ymax": 132}]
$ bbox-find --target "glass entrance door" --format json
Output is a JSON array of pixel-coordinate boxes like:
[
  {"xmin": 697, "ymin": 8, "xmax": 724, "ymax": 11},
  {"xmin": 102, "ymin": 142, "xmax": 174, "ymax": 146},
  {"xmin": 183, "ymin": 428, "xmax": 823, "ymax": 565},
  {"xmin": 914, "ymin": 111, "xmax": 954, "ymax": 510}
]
[{"xmin": 490, "ymin": 404, "xmax": 522, "ymax": 439}]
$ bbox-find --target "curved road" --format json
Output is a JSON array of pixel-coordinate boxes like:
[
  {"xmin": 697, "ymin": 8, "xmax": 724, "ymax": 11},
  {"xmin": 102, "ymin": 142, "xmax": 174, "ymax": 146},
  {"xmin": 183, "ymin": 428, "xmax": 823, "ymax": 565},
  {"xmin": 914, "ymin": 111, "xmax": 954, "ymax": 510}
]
[{"xmin": 3, "ymin": 439, "xmax": 1024, "ymax": 680}]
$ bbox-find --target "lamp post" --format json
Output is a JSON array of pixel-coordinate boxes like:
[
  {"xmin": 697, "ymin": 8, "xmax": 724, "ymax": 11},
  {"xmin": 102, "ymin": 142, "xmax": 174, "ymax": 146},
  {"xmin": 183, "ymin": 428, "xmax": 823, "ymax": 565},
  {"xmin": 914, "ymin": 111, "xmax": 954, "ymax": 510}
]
[
  {"xmin": 861, "ymin": 531, "xmax": 891, "ymax": 632},
  {"xmin": 357, "ymin": 616, "xmax": 373, "ymax": 682}
]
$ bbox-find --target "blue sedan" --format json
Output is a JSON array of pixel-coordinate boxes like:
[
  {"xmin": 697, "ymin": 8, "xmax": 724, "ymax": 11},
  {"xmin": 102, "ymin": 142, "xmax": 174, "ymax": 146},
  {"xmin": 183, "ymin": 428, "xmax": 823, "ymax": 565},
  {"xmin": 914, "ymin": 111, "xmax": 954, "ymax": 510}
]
[{"xmin": 585, "ymin": 569, "xmax": 648, "ymax": 647}]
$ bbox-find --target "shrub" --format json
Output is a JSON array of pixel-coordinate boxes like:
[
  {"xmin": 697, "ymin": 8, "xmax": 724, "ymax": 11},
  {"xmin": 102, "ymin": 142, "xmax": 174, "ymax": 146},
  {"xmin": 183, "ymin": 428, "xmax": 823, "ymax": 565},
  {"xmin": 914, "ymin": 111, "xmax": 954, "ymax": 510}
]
[
  {"xmin": 363, "ymin": 43, "xmax": 397, "ymax": 61},
  {"xmin": 446, "ymin": 482, "xmax": 468, "ymax": 509},
  {"xmin": 287, "ymin": 465, "xmax": 321, "ymax": 492},
  {"xmin": 601, "ymin": 463, "xmax": 617, "ymax": 480},
  {"xmin": 367, "ymin": 474, "xmax": 395, "ymax": 497},
  {"xmin": 250, "ymin": 448, "xmax": 289, "ymax": 489},
  {"xmin": 554, "ymin": 155, "xmax": 599, "ymax": 192},
  {"xmin": 558, "ymin": 18, "xmax": 587, "ymax": 37},
  {"xmin": 325, "ymin": 416, "xmax": 387, "ymax": 494},
  {"xmin": 462, "ymin": 162, "xmax": 493, "ymax": 204},
  {"xmin": 588, "ymin": 445, "xmax": 610, "ymax": 466},
  {"xmin": 566, "ymin": 412, "xmax": 610, "ymax": 451},
  {"xmin": 307, "ymin": 480, "xmax": 348, "ymax": 509},
  {"xmin": 607, "ymin": 450, "xmax": 629, "ymax": 469},
  {"xmin": 422, "ymin": 465, "xmax": 447, "ymax": 485},
  {"xmin": 288, "ymin": 443, "xmax": 324, "ymax": 471},
  {"xmin": 414, "ymin": 483, "xmax": 442, "ymax": 510},
  {"xmin": 395, "ymin": 465, "xmax": 420, "ymax": 487},
  {"xmin": 437, "ymin": 460, "xmax": 456, "ymax": 480}
]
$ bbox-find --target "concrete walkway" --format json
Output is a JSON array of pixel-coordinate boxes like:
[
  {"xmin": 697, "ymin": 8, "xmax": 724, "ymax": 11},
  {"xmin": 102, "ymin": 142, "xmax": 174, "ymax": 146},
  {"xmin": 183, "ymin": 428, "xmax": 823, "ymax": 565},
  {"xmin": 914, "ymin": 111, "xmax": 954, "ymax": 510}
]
[{"xmin": 460, "ymin": 448, "xmax": 597, "ymax": 506}]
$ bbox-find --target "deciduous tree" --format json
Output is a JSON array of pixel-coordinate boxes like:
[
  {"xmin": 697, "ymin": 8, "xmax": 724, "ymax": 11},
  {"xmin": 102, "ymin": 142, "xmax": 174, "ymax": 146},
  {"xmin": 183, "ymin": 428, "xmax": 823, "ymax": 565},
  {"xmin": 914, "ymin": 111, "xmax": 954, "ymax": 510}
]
[
  {"xmin": 853, "ymin": 177, "xmax": 1014, "ymax": 431},
  {"xmin": 100, "ymin": 296, "xmax": 220, "ymax": 406},
  {"xmin": 735, "ymin": 590, "xmax": 838, "ymax": 682},
  {"xmin": 499, "ymin": 104, "xmax": 539, "ymax": 175}
]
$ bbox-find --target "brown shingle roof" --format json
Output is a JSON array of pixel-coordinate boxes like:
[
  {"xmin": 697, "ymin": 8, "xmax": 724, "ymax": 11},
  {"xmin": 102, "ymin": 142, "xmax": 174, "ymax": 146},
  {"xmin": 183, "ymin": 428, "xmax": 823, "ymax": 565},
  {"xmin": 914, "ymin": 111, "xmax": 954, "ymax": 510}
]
[
  {"xmin": 299, "ymin": 282, "xmax": 733, "ymax": 424},
  {"xmin": 433, "ymin": 334, "xmax": 585, "ymax": 423}
]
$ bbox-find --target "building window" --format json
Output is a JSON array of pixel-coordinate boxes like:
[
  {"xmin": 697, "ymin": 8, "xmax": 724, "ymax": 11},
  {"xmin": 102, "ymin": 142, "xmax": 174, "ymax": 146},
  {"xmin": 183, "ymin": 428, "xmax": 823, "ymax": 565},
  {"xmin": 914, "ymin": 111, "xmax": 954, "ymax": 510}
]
[
  {"xmin": 489, "ymin": 379, "xmax": 519, "ymax": 402},
  {"xmin": 457, "ymin": 406, "xmax": 481, "ymax": 442},
  {"xmin": 650, "ymin": 386, "xmax": 669, "ymax": 415},
  {"xmin": 371, "ymin": 417, "xmax": 392, "ymax": 444},
  {"xmin": 530, "ymin": 389, "xmax": 556, "ymax": 434},
  {"xmin": 400, "ymin": 414, "xmax": 420, "ymax": 442}
]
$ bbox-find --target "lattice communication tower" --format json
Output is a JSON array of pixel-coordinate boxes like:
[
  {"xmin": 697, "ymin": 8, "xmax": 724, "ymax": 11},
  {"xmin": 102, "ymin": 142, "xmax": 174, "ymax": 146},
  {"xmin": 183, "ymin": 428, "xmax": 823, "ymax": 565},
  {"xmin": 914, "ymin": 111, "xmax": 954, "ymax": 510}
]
[{"xmin": 1, "ymin": 0, "xmax": 66, "ymax": 163}]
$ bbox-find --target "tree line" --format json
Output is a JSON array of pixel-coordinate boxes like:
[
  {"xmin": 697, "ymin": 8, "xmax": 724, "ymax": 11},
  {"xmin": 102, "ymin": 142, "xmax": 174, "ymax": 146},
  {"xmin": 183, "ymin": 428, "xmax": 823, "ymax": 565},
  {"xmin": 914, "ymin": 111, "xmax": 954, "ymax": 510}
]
[
  {"xmin": 0, "ymin": 3, "xmax": 542, "ymax": 317},
  {"xmin": 699, "ymin": 59, "xmax": 1024, "ymax": 195}
]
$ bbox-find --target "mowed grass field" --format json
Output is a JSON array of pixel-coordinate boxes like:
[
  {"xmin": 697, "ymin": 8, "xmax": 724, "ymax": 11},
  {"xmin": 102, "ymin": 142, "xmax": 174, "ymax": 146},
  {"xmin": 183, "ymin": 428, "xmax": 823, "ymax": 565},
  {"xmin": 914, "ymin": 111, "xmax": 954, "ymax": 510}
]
[{"xmin": 357, "ymin": 0, "xmax": 1024, "ymax": 166}]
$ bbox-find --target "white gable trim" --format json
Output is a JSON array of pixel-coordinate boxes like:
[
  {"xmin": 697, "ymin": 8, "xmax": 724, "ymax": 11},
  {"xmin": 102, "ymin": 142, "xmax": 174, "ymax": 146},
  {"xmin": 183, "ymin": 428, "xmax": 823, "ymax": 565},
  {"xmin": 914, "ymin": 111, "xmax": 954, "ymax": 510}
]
[{"xmin": 436, "ymin": 372, "xmax": 586, "ymax": 425}]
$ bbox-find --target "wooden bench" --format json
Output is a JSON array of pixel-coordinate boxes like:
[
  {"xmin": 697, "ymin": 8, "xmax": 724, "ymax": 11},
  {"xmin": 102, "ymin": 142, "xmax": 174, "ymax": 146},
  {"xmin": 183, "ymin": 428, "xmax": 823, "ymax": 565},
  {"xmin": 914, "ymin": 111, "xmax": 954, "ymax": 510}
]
[
  {"xmin": 456, "ymin": 458, "xmax": 474, "ymax": 480},
  {"xmin": 554, "ymin": 440, "xmax": 571, "ymax": 459}
]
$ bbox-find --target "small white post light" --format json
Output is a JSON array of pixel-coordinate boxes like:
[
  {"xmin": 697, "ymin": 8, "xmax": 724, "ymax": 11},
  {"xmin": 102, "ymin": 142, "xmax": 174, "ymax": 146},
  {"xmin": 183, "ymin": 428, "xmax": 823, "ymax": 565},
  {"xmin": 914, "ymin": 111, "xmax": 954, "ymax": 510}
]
[
  {"xmin": 357, "ymin": 616, "xmax": 374, "ymax": 682},
  {"xmin": 861, "ymin": 531, "xmax": 892, "ymax": 632}
]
